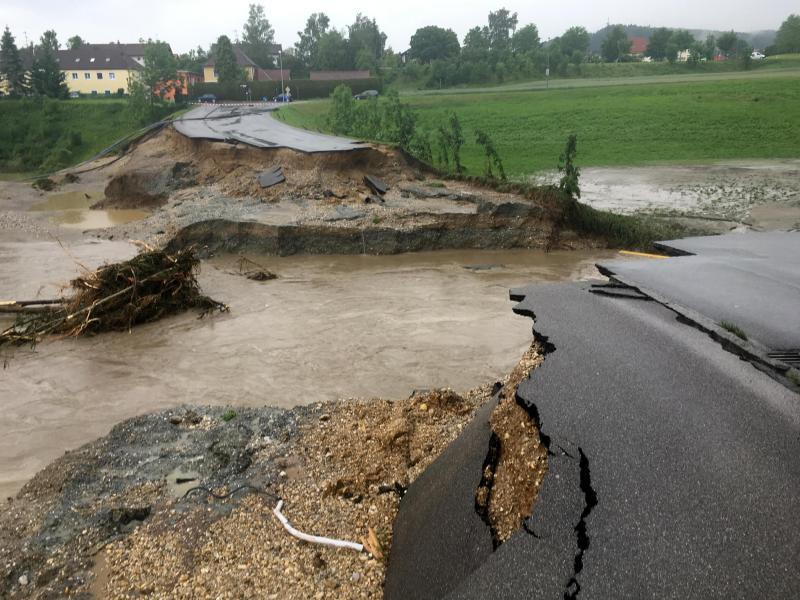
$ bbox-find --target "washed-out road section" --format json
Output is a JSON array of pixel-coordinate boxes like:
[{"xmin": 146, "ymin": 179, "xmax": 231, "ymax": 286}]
[{"xmin": 173, "ymin": 104, "xmax": 367, "ymax": 152}]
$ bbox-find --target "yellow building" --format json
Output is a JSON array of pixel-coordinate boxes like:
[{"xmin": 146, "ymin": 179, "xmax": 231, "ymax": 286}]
[
  {"xmin": 56, "ymin": 44, "xmax": 146, "ymax": 95},
  {"xmin": 0, "ymin": 44, "xmax": 159, "ymax": 97}
]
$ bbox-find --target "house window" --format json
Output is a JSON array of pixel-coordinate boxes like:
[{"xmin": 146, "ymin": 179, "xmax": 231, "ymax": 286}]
[
  {"xmin": 90, "ymin": 57, "xmax": 95, "ymax": 63},
  {"xmin": 104, "ymin": 90, "xmax": 111, "ymax": 96},
  {"xmin": 91, "ymin": 90, "xmax": 97, "ymax": 95},
  {"xmin": 71, "ymin": 72, "xmax": 78, "ymax": 79},
  {"xmin": 84, "ymin": 72, "xmax": 91, "ymax": 79},
  {"xmin": 108, "ymin": 72, "xmax": 115, "ymax": 80},
  {"xmin": 97, "ymin": 72, "xmax": 103, "ymax": 79}
]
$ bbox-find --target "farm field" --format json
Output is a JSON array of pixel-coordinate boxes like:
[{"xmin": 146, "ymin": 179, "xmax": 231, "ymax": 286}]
[{"xmin": 280, "ymin": 74, "xmax": 800, "ymax": 177}]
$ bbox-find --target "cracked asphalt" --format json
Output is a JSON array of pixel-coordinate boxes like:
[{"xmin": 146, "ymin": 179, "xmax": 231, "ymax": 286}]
[
  {"xmin": 386, "ymin": 279, "xmax": 800, "ymax": 599},
  {"xmin": 599, "ymin": 232, "xmax": 800, "ymax": 350},
  {"xmin": 173, "ymin": 104, "xmax": 367, "ymax": 153}
]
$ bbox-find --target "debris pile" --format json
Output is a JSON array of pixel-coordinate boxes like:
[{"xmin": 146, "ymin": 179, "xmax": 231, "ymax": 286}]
[{"xmin": 0, "ymin": 247, "xmax": 227, "ymax": 347}]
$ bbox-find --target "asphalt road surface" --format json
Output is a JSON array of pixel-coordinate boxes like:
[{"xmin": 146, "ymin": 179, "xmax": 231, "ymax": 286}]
[
  {"xmin": 173, "ymin": 104, "xmax": 367, "ymax": 153},
  {"xmin": 386, "ymin": 281, "xmax": 800, "ymax": 599},
  {"xmin": 599, "ymin": 232, "xmax": 800, "ymax": 351}
]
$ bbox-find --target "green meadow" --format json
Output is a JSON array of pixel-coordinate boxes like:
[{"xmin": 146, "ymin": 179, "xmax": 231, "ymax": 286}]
[{"xmin": 281, "ymin": 73, "xmax": 800, "ymax": 178}]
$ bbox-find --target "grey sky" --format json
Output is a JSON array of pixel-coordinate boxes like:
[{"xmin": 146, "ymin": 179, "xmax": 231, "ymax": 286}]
[{"xmin": 3, "ymin": 1, "xmax": 796, "ymax": 53}]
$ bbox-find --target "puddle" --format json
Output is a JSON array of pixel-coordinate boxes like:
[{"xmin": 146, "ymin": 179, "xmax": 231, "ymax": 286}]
[
  {"xmin": 166, "ymin": 466, "xmax": 201, "ymax": 499},
  {"xmin": 30, "ymin": 191, "xmax": 148, "ymax": 229},
  {"xmin": 0, "ymin": 244, "xmax": 616, "ymax": 499}
]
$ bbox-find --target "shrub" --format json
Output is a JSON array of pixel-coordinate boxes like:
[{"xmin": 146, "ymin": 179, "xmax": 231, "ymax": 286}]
[{"xmin": 558, "ymin": 134, "xmax": 580, "ymax": 199}]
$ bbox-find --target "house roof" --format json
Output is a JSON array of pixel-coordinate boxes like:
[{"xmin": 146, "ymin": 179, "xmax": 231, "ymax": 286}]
[
  {"xmin": 310, "ymin": 70, "xmax": 371, "ymax": 81},
  {"xmin": 630, "ymin": 36, "xmax": 649, "ymax": 55},
  {"xmin": 19, "ymin": 43, "xmax": 144, "ymax": 71},
  {"xmin": 255, "ymin": 68, "xmax": 290, "ymax": 81},
  {"xmin": 56, "ymin": 45, "xmax": 144, "ymax": 70},
  {"xmin": 205, "ymin": 44, "xmax": 282, "ymax": 69}
]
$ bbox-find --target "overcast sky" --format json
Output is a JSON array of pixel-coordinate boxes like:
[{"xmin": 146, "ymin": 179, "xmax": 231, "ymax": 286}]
[{"xmin": 3, "ymin": 1, "xmax": 796, "ymax": 53}]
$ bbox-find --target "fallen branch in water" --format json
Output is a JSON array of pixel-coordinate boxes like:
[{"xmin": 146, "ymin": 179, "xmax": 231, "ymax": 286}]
[{"xmin": 0, "ymin": 247, "xmax": 228, "ymax": 348}]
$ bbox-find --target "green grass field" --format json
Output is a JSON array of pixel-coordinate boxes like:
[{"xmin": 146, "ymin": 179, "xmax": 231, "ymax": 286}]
[
  {"xmin": 0, "ymin": 98, "xmax": 152, "ymax": 174},
  {"xmin": 281, "ymin": 74, "xmax": 800, "ymax": 177}
]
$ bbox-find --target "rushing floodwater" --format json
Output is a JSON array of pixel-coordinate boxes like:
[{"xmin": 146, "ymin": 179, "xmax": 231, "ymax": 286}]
[{"xmin": 0, "ymin": 241, "xmax": 615, "ymax": 498}]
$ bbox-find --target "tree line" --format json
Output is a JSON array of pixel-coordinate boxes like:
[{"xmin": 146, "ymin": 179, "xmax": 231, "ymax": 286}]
[{"xmin": 3, "ymin": 7, "xmax": 799, "ymax": 96}]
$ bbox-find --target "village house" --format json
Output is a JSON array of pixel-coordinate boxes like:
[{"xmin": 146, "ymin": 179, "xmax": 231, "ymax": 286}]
[
  {"xmin": 3, "ymin": 43, "xmax": 161, "ymax": 96},
  {"xmin": 56, "ymin": 44, "xmax": 149, "ymax": 95},
  {"xmin": 202, "ymin": 45, "xmax": 286, "ymax": 82}
]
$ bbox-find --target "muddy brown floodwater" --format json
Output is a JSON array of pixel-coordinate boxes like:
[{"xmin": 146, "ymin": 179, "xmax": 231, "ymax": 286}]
[
  {"xmin": 29, "ymin": 191, "xmax": 149, "ymax": 229},
  {"xmin": 0, "ymin": 242, "xmax": 615, "ymax": 498}
]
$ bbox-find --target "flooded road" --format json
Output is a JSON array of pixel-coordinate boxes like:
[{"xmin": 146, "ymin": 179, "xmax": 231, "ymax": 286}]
[{"xmin": 0, "ymin": 243, "xmax": 614, "ymax": 498}]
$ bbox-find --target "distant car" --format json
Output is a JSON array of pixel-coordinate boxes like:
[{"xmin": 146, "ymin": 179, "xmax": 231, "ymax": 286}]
[
  {"xmin": 273, "ymin": 93, "xmax": 292, "ymax": 102},
  {"xmin": 354, "ymin": 90, "xmax": 379, "ymax": 100},
  {"xmin": 751, "ymin": 51, "xmax": 766, "ymax": 60},
  {"xmin": 68, "ymin": 91, "xmax": 80, "ymax": 99},
  {"xmin": 198, "ymin": 93, "xmax": 217, "ymax": 104}
]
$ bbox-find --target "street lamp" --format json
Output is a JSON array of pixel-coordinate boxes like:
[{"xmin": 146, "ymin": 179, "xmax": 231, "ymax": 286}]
[{"xmin": 279, "ymin": 49, "xmax": 285, "ymax": 103}]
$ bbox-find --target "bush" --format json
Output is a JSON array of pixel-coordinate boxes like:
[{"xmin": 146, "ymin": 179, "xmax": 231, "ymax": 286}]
[{"xmin": 326, "ymin": 86, "xmax": 417, "ymax": 151}]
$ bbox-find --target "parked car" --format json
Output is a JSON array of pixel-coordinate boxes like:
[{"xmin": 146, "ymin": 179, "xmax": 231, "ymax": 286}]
[
  {"xmin": 751, "ymin": 51, "xmax": 766, "ymax": 60},
  {"xmin": 198, "ymin": 93, "xmax": 217, "ymax": 104},
  {"xmin": 68, "ymin": 91, "xmax": 80, "ymax": 99},
  {"xmin": 273, "ymin": 93, "xmax": 292, "ymax": 103},
  {"xmin": 354, "ymin": 90, "xmax": 379, "ymax": 100}
]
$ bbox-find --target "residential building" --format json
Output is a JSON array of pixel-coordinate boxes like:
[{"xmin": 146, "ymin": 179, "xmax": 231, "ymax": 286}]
[
  {"xmin": 56, "ymin": 44, "xmax": 146, "ymax": 95},
  {"xmin": 309, "ymin": 70, "xmax": 371, "ymax": 81},
  {"xmin": 629, "ymin": 36, "xmax": 649, "ymax": 58},
  {"xmin": 203, "ymin": 45, "xmax": 283, "ymax": 82}
]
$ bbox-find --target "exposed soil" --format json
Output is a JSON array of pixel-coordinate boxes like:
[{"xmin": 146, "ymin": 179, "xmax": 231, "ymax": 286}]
[
  {"xmin": 58, "ymin": 127, "xmax": 601, "ymax": 254},
  {"xmin": 483, "ymin": 343, "xmax": 548, "ymax": 543}
]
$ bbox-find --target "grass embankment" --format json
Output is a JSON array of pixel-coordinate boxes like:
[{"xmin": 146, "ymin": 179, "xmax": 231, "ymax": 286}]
[
  {"xmin": 281, "ymin": 76, "xmax": 800, "ymax": 177},
  {"xmin": 0, "ymin": 98, "xmax": 169, "ymax": 174}
]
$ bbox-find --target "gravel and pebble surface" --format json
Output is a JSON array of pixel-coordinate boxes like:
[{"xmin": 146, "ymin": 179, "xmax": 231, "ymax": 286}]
[{"xmin": 0, "ymin": 381, "xmax": 507, "ymax": 599}]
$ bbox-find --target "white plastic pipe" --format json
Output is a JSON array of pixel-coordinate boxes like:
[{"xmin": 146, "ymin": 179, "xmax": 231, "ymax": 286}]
[{"xmin": 273, "ymin": 500, "xmax": 364, "ymax": 552}]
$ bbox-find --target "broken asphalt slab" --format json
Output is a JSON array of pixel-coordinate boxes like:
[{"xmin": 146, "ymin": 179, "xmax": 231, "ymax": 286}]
[
  {"xmin": 173, "ymin": 105, "xmax": 367, "ymax": 153},
  {"xmin": 257, "ymin": 166, "xmax": 285, "ymax": 188},
  {"xmin": 364, "ymin": 174, "xmax": 389, "ymax": 196},
  {"xmin": 598, "ymin": 232, "xmax": 800, "ymax": 351},
  {"xmin": 387, "ymin": 281, "xmax": 800, "ymax": 599}
]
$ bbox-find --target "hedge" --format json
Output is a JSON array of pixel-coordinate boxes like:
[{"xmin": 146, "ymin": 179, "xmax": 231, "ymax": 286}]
[{"xmin": 189, "ymin": 78, "xmax": 383, "ymax": 101}]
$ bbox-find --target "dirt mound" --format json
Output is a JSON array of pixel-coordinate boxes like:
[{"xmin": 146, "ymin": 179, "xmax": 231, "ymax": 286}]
[
  {"xmin": 103, "ymin": 127, "xmax": 427, "ymax": 205},
  {"xmin": 97, "ymin": 161, "xmax": 197, "ymax": 210}
]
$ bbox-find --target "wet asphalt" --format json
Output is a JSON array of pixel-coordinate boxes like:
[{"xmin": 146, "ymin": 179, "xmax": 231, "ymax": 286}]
[
  {"xmin": 173, "ymin": 104, "xmax": 367, "ymax": 153},
  {"xmin": 599, "ymin": 232, "xmax": 800, "ymax": 351}
]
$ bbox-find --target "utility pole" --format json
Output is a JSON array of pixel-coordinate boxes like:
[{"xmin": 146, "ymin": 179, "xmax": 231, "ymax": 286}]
[
  {"xmin": 279, "ymin": 49, "xmax": 285, "ymax": 102},
  {"xmin": 546, "ymin": 45, "xmax": 550, "ymax": 89}
]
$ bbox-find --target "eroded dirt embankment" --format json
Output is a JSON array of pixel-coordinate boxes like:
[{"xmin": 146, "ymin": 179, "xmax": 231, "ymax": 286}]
[{"xmin": 83, "ymin": 127, "xmax": 604, "ymax": 255}]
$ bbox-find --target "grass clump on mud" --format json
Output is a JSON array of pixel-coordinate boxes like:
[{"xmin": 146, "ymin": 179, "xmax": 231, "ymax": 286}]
[
  {"xmin": 719, "ymin": 321, "xmax": 748, "ymax": 341},
  {"xmin": 1, "ymin": 247, "xmax": 227, "ymax": 347}
]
